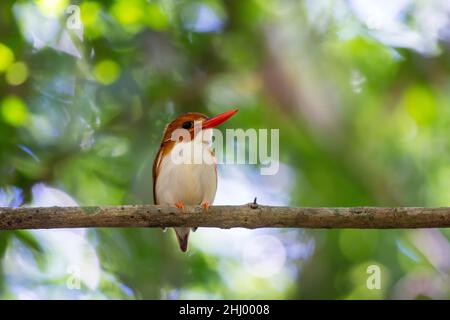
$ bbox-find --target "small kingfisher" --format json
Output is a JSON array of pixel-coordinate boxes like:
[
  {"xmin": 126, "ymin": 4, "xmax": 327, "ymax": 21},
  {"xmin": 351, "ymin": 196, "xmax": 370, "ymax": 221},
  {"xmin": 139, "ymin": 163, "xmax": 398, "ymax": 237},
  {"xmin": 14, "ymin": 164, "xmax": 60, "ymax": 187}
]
[{"xmin": 152, "ymin": 109, "xmax": 238, "ymax": 252}]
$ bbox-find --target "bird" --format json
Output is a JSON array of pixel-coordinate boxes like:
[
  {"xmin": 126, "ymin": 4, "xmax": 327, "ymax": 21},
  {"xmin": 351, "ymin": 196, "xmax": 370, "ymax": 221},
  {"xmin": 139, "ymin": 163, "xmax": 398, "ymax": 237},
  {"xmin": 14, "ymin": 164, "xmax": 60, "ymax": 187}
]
[{"xmin": 152, "ymin": 108, "xmax": 238, "ymax": 252}]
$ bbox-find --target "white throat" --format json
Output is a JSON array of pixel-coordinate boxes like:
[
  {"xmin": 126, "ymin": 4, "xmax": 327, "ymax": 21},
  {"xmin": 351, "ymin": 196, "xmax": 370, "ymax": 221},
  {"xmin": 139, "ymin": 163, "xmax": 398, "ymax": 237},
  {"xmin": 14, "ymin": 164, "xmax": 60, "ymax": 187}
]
[{"xmin": 170, "ymin": 128, "xmax": 215, "ymax": 165}]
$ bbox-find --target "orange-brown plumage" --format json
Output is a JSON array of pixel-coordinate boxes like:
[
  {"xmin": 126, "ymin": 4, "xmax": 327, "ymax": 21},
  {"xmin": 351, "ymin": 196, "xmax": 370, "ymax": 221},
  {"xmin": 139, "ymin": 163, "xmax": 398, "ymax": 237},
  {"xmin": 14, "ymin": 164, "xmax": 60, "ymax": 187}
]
[
  {"xmin": 152, "ymin": 109, "xmax": 238, "ymax": 252},
  {"xmin": 152, "ymin": 113, "xmax": 208, "ymax": 205}
]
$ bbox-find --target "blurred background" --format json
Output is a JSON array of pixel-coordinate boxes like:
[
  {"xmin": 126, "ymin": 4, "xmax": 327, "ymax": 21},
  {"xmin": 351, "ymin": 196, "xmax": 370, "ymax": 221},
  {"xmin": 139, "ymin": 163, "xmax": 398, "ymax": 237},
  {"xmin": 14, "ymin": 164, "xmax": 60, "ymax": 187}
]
[{"xmin": 0, "ymin": 0, "xmax": 450, "ymax": 299}]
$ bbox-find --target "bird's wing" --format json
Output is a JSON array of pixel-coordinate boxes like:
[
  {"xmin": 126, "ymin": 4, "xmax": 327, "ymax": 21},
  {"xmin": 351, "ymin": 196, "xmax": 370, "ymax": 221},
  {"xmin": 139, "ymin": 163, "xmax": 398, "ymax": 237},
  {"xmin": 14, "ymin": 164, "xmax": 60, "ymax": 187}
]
[
  {"xmin": 152, "ymin": 147, "xmax": 163, "ymax": 205},
  {"xmin": 153, "ymin": 123, "xmax": 172, "ymax": 205}
]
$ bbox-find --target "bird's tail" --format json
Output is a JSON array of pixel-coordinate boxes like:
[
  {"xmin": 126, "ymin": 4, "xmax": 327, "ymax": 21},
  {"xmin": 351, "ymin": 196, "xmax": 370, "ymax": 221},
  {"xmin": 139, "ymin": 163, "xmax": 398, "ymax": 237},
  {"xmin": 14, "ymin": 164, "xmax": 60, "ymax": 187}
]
[{"xmin": 174, "ymin": 227, "xmax": 190, "ymax": 252}]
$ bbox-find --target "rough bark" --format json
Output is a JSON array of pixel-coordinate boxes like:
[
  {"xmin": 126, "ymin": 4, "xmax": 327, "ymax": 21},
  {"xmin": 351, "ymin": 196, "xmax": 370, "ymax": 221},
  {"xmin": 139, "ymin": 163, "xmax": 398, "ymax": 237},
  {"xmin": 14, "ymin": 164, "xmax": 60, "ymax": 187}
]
[{"xmin": 1, "ymin": 205, "xmax": 450, "ymax": 230}]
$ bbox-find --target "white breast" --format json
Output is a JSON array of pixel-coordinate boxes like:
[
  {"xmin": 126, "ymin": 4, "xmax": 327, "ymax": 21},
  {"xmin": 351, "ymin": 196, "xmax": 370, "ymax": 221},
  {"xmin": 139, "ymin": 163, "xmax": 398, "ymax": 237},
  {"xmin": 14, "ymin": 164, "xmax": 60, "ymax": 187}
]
[{"xmin": 155, "ymin": 130, "xmax": 217, "ymax": 206}]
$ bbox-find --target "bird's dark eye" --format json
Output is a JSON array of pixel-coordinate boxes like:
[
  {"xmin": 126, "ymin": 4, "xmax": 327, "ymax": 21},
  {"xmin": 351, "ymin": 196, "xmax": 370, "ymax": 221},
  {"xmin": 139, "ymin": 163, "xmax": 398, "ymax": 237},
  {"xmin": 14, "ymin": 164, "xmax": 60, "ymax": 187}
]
[{"xmin": 182, "ymin": 121, "xmax": 193, "ymax": 129}]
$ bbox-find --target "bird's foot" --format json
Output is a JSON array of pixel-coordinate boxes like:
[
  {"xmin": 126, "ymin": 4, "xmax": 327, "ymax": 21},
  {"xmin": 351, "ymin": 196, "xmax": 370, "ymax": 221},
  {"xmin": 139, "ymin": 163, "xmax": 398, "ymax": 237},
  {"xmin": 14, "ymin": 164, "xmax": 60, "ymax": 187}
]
[
  {"xmin": 200, "ymin": 201, "xmax": 210, "ymax": 213},
  {"xmin": 175, "ymin": 201, "xmax": 185, "ymax": 213}
]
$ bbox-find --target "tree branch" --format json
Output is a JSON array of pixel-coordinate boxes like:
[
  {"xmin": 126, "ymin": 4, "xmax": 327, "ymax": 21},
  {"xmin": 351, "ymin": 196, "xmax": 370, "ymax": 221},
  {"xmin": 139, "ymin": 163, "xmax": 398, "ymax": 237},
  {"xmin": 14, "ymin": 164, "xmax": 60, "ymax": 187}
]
[{"xmin": 1, "ymin": 205, "xmax": 450, "ymax": 230}]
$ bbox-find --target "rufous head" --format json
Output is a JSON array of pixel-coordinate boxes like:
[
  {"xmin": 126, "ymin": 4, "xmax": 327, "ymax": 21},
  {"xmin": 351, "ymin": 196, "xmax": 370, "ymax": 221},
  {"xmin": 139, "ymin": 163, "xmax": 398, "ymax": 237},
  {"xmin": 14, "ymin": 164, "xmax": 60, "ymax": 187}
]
[{"xmin": 159, "ymin": 108, "xmax": 238, "ymax": 146}]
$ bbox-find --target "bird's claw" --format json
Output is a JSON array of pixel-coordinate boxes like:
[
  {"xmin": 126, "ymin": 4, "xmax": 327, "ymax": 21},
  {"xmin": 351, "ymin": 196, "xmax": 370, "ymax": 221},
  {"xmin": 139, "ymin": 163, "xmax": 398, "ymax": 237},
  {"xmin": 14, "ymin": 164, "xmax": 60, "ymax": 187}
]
[
  {"xmin": 175, "ymin": 201, "xmax": 185, "ymax": 213},
  {"xmin": 200, "ymin": 201, "xmax": 210, "ymax": 213}
]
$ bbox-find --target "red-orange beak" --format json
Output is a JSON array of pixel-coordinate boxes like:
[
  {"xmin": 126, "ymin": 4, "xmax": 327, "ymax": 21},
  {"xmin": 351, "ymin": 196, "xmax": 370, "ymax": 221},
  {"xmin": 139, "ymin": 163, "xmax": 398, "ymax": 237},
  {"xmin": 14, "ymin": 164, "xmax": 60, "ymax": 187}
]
[{"xmin": 202, "ymin": 108, "xmax": 238, "ymax": 129}]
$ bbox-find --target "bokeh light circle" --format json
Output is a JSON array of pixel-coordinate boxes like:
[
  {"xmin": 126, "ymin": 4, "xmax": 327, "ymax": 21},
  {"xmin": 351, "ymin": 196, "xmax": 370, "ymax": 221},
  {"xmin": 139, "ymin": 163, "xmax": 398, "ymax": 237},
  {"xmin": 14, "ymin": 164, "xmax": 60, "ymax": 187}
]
[{"xmin": 242, "ymin": 234, "xmax": 286, "ymax": 278}]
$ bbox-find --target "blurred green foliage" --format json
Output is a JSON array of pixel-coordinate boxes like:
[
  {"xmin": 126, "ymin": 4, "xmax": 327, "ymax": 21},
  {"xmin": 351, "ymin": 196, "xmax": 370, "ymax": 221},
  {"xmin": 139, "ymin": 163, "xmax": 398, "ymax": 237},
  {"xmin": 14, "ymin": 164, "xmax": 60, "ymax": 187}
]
[{"xmin": 0, "ymin": 0, "xmax": 450, "ymax": 299}]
